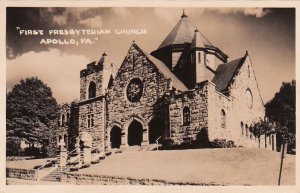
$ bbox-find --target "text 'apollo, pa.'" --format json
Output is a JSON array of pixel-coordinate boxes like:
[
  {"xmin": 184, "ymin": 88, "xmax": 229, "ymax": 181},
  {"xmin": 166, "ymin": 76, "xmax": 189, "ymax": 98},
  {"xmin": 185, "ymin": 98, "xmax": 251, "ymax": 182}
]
[{"xmin": 15, "ymin": 27, "xmax": 147, "ymax": 46}]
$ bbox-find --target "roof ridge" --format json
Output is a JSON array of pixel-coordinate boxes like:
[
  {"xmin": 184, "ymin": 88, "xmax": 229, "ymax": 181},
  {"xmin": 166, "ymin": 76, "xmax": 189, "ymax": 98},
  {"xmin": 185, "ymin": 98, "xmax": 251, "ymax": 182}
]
[
  {"xmin": 158, "ymin": 16, "xmax": 196, "ymax": 49},
  {"xmin": 212, "ymin": 55, "xmax": 247, "ymax": 92},
  {"xmin": 133, "ymin": 43, "xmax": 188, "ymax": 91},
  {"xmin": 198, "ymin": 30, "xmax": 213, "ymax": 46}
]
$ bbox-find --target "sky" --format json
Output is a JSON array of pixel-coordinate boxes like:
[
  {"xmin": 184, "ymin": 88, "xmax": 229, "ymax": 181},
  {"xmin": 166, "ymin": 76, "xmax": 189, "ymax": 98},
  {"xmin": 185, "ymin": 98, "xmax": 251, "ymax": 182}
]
[{"xmin": 6, "ymin": 7, "xmax": 295, "ymax": 104}]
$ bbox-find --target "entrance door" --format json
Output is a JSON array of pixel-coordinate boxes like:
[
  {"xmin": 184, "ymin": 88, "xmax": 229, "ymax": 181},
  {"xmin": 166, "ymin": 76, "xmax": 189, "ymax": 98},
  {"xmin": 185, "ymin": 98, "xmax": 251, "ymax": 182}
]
[
  {"xmin": 128, "ymin": 120, "xmax": 143, "ymax": 146},
  {"xmin": 148, "ymin": 118, "xmax": 164, "ymax": 144},
  {"xmin": 110, "ymin": 126, "xmax": 122, "ymax": 149}
]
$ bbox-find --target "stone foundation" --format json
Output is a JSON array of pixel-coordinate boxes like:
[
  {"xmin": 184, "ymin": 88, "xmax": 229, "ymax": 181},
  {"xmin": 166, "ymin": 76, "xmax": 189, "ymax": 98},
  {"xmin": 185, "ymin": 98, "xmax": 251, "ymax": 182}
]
[
  {"xmin": 6, "ymin": 168, "xmax": 37, "ymax": 180},
  {"xmin": 61, "ymin": 172, "xmax": 221, "ymax": 185}
]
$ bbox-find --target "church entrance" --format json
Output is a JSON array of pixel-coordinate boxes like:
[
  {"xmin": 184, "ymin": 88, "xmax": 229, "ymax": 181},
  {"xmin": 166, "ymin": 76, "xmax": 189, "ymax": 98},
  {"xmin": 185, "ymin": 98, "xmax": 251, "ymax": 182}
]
[
  {"xmin": 148, "ymin": 118, "xmax": 164, "ymax": 144},
  {"xmin": 110, "ymin": 126, "xmax": 122, "ymax": 149},
  {"xmin": 128, "ymin": 120, "xmax": 143, "ymax": 146}
]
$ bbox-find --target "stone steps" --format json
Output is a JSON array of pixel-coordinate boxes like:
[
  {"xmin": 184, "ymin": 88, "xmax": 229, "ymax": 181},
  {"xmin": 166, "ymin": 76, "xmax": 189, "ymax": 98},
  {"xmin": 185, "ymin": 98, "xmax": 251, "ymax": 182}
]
[
  {"xmin": 40, "ymin": 149, "xmax": 117, "ymax": 182},
  {"xmin": 41, "ymin": 167, "xmax": 67, "ymax": 182}
]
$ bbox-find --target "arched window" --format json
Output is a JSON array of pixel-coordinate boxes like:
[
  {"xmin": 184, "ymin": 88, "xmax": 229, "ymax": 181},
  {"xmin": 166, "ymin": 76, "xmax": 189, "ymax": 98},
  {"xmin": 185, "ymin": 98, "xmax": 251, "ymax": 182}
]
[
  {"xmin": 61, "ymin": 114, "xmax": 65, "ymax": 127},
  {"xmin": 64, "ymin": 134, "xmax": 68, "ymax": 146},
  {"xmin": 241, "ymin": 122, "xmax": 244, "ymax": 135},
  {"xmin": 245, "ymin": 124, "xmax": 249, "ymax": 137},
  {"xmin": 183, "ymin": 106, "xmax": 191, "ymax": 126},
  {"xmin": 198, "ymin": 52, "xmax": 201, "ymax": 63},
  {"xmin": 67, "ymin": 113, "xmax": 70, "ymax": 125},
  {"xmin": 88, "ymin": 81, "xmax": 96, "ymax": 99},
  {"xmin": 249, "ymin": 126, "xmax": 253, "ymax": 139},
  {"xmin": 248, "ymin": 65, "xmax": 250, "ymax": 78},
  {"xmin": 221, "ymin": 109, "xmax": 226, "ymax": 128}
]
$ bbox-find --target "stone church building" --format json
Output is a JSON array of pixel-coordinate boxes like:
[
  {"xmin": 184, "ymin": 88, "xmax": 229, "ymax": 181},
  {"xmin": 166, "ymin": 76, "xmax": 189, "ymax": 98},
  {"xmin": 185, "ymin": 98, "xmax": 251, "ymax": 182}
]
[{"xmin": 58, "ymin": 11, "xmax": 276, "ymax": 152}]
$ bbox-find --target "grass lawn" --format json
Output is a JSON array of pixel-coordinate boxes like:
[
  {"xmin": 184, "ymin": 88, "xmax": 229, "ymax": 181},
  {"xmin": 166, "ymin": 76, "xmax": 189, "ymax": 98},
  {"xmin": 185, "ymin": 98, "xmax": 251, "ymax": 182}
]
[
  {"xmin": 6, "ymin": 158, "xmax": 51, "ymax": 169},
  {"xmin": 75, "ymin": 148, "xmax": 295, "ymax": 185}
]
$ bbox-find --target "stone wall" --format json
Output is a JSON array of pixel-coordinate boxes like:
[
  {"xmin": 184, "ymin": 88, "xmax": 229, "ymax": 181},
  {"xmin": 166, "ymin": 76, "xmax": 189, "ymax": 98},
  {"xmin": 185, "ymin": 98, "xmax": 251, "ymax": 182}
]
[
  {"xmin": 57, "ymin": 103, "xmax": 70, "ymax": 149},
  {"xmin": 206, "ymin": 54, "xmax": 270, "ymax": 149},
  {"xmin": 106, "ymin": 44, "xmax": 171, "ymax": 147},
  {"xmin": 80, "ymin": 61, "xmax": 104, "ymax": 101},
  {"xmin": 206, "ymin": 82, "xmax": 233, "ymax": 141},
  {"xmin": 227, "ymin": 55, "xmax": 266, "ymax": 147},
  {"xmin": 6, "ymin": 168, "xmax": 37, "ymax": 180},
  {"xmin": 79, "ymin": 57, "xmax": 107, "ymax": 149},
  {"xmin": 168, "ymin": 82, "xmax": 209, "ymax": 144},
  {"xmin": 78, "ymin": 97, "xmax": 105, "ymax": 148},
  {"xmin": 61, "ymin": 172, "xmax": 220, "ymax": 185}
]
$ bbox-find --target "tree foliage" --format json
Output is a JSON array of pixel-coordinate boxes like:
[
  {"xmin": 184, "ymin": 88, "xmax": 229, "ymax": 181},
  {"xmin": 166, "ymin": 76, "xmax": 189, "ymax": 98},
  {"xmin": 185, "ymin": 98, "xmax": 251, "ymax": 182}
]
[
  {"xmin": 250, "ymin": 80, "xmax": 296, "ymax": 151},
  {"xmin": 6, "ymin": 77, "xmax": 59, "ymax": 156},
  {"xmin": 265, "ymin": 80, "xmax": 295, "ymax": 135}
]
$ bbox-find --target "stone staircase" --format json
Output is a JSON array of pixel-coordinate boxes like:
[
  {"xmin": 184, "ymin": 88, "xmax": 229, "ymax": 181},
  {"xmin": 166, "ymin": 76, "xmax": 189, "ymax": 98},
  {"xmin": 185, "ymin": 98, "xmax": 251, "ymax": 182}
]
[
  {"xmin": 121, "ymin": 144, "xmax": 162, "ymax": 152},
  {"xmin": 40, "ymin": 166, "xmax": 67, "ymax": 182},
  {"xmin": 38, "ymin": 144, "xmax": 162, "ymax": 182},
  {"xmin": 39, "ymin": 149, "xmax": 109, "ymax": 182}
]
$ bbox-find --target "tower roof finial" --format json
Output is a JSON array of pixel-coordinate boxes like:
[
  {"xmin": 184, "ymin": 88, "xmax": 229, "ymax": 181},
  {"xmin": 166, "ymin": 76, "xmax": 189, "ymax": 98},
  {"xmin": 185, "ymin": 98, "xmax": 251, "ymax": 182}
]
[
  {"xmin": 181, "ymin": 9, "xmax": 187, "ymax": 18},
  {"xmin": 195, "ymin": 28, "xmax": 199, "ymax": 33},
  {"xmin": 102, "ymin": 52, "xmax": 107, "ymax": 57}
]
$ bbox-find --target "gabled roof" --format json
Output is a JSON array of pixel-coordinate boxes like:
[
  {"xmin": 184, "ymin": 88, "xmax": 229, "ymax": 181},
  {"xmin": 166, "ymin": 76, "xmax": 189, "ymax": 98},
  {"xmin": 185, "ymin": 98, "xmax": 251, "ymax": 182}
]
[
  {"xmin": 212, "ymin": 55, "xmax": 247, "ymax": 92},
  {"xmin": 158, "ymin": 13, "xmax": 212, "ymax": 50},
  {"xmin": 190, "ymin": 28, "xmax": 213, "ymax": 49},
  {"xmin": 134, "ymin": 44, "xmax": 188, "ymax": 91}
]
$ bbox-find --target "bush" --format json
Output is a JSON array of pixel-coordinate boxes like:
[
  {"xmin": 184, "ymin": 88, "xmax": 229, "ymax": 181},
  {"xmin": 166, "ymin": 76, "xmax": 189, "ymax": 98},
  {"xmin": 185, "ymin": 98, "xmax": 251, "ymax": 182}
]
[
  {"xmin": 211, "ymin": 139, "xmax": 227, "ymax": 148},
  {"xmin": 210, "ymin": 139, "xmax": 236, "ymax": 148},
  {"xmin": 161, "ymin": 138, "xmax": 175, "ymax": 149},
  {"xmin": 226, "ymin": 140, "xmax": 236, "ymax": 148},
  {"xmin": 160, "ymin": 137, "xmax": 209, "ymax": 150},
  {"xmin": 6, "ymin": 138, "xmax": 21, "ymax": 156}
]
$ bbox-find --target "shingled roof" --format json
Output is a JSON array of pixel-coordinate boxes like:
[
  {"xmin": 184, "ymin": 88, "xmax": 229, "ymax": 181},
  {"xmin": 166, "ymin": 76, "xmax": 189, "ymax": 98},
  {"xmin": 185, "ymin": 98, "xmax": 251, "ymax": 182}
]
[
  {"xmin": 134, "ymin": 44, "xmax": 188, "ymax": 92},
  {"xmin": 212, "ymin": 54, "xmax": 247, "ymax": 92},
  {"xmin": 158, "ymin": 12, "xmax": 212, "ymax": 49}
]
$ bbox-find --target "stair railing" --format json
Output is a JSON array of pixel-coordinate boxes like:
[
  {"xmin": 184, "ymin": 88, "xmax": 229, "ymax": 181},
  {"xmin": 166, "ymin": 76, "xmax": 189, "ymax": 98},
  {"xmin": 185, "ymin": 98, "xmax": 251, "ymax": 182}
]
[
  {"xmin": 35, "ymin": 157, "xmax": 58, "ymax": 181},
  {"xmin": 36, "ymin": 148, "xmax": 78, "ymax": 181},
  {"xmin": 60, "ymin": 148, "xmax": 81, "ymax": 173},
  {"xmin": 91, "ymin": 144, "xmax": 104, "ymax": 162},
  {"xmin": 155, "ymin": 136, "xmax": 162, "ymax": 151},
  {"xmin": 66, "ymin": 148, "xmax": 80, "ymax": 163}
]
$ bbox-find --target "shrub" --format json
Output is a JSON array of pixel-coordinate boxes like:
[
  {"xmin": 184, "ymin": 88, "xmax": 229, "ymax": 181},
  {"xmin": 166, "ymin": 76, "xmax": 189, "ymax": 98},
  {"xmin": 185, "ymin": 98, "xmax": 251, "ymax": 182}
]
[
  {"xmin": 211, "ymin": 139, "xmax": 236, "ymax": 148},
  {"xmin": 211, "ymin": 139, "xmax": 227, "ymax": 148}
]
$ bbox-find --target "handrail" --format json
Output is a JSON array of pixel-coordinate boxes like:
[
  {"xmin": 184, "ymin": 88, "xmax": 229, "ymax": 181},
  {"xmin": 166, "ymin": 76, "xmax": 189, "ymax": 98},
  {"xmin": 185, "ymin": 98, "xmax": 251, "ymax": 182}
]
[
  {"xmin": 36, "ymin": 148, "xmax": 77, "ymax": 181},
  {"xmin": 67, "ymin": 148, "xmax": 77, "ymax": 156},
  {"xmin": 36, "ymin": 157, "xmax": 57, "ymax": 171},
  {"xmin": 155, "ymin": 136, "xmax": 162, "ymax": 151},
  {"xmin": 155, "ymin": 136, "xmax": 162, "ymax": 142},
  {"xmin": 91, "ymin": 143, "xmax": 103, "ymax": 152},
  {"xmin": 91, "ymin": 144, "xmax": 104, "ymax": 161},
  {"xmin": 35, "ymin": 157, "xmax": 57, "ymax": 180},
  {"xmin": 36, "ymin": 145, "xmax": 105, "ymax": 181}
]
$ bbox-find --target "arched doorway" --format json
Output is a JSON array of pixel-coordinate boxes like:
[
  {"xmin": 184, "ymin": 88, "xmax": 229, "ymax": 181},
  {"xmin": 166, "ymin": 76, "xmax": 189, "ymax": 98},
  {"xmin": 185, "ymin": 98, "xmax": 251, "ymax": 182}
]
[
  {"xmin": 148, "ymin": 118, "xmax": 164, "ymax": 144},
  {"xmin": 110, "ymin": 126, "xmax": 122, "ymax": 149},
  {"xmin": 128, "ymin": 120, "xmax": 143, "ymax": 146}
]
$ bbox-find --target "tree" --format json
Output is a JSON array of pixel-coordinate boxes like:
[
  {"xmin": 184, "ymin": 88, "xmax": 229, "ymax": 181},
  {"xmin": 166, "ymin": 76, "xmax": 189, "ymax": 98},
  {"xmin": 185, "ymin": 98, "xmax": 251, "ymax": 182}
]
[
  {"xmin": 265, "ymin": 80, "xmax": 295, "ymax": 135},
  {"xmin": 251, "ymin": 118, "xmax": 276, "ymax": 149},
  {"xmin": 6, "ymin": 77, "xmax": 59, "ymax": 157},
  {"xmin": 251, "ymin": 80, "xmax": 296, "ymax": 152}
]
